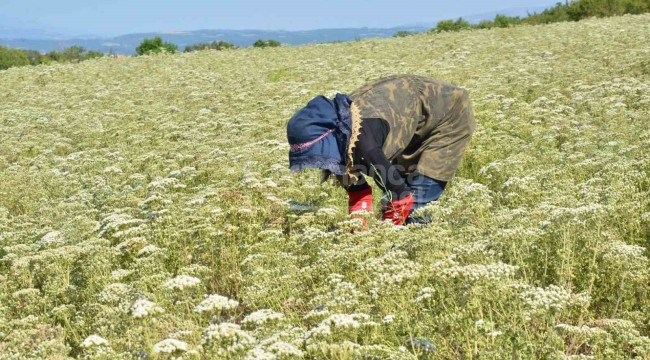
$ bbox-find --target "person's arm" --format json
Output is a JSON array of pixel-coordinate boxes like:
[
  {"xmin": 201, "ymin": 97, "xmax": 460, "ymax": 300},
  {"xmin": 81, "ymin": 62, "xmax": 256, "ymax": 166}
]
[
  {"xmin": 354, "ymin": 118, "xmax": 410, "ymax": 200},
  {"xmin": 347, "ymin": 119, "xmax": 414, "ymax": 225}
]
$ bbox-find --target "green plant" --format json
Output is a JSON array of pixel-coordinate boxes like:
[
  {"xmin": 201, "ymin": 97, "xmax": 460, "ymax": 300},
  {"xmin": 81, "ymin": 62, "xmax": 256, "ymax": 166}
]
[
  {"xmin": 135, "ymin": 36, "xmax": 178, "ymax": 55},
  {"xmin": 393, "ymin": 30, "xmax": 416, "ymax": 38},
  {"xmin": 0, "ymin": 45, "xmax": 30, "ymax": 70},
  {"xmin": 184, "ymin": 41, "xmax": 236, "ymax": 53}
]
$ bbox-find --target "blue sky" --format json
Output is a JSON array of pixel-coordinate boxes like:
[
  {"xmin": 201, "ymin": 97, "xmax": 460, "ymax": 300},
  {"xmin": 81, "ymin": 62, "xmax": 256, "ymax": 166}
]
[{"xmin": 1, "ymin": 0, "xmax": 561, "ymax": 37}]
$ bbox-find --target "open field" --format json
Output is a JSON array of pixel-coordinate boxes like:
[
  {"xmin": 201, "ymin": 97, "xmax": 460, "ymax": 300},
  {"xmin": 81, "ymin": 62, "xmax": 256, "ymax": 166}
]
[{"xmin": 1, "ymin": 14, "xmax": 649, "ymax": 359}]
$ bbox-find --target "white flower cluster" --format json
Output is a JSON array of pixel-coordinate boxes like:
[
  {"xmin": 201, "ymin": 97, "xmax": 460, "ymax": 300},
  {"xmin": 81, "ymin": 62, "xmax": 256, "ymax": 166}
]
[
  {"xmin": 194, "ymin": 294, "xmax": 239, "ymax": 313},
  {"xmin": 12, "ymin": 287, "xmax": 40, "ymax": 298},
  {"xmin": 147, "ymin": 177, "xmax": 186, "ymax": 191},
  {"xmin": 555, "ymin": 323, "xmax": 607, "ymax": 338},
  {"xmin": 242, "ymin": 309, "xmax": 285, "ymax": 328},
  {"xmin": 39, "ymin": 231, "xmax": 66, "ymax": 247},
  {"xmin": 163, "ymin": 274, "xmax": 201, "ymax": 290},
  {"xmin": 602, "ymin": 241, "xmax": 648, "ymax": 275},
  {"xmin": 80, "ymin": 334, "xmax": 109, "ymax": 348},
  {"xmin": 303, "ymin": 307, "xmax": 330, "ymax": 322},
  {"xmin": 110, "ymin": 269, "xmax": 133, "ymax": 280},
  {"xmin": 452, "ymin": 240, "xmax": 498, "ymax": 259},
  {"xmin": 137, "ymin": 244, "xmax": 163, "ymax": 256},
  {"xmin": 415, "ymin": 287, "xmax": 436, "ymax": 303},
  {"xmin": 519, "ymin": 285, "xmax": 590, "ymax": 315},
  {"xmin": 153, "ymin": 338, "xmax": 189, "ymax": 353},
  {"xmin": 103, "ymin": 166, "xmax": 123, "ymax": 174},
  {"xmin": 98, "ymin": 283, "xmax": 134, "ymax": 313},
  {"xmin": 441, "ymin": 262, "xmax": 518, "ymax": 282},
  {"xmin": 99, "ymin": 213, "xmax": 144, "ymax": 237},
  {"xmin": 305, "ymin": 313, "xmax": 378, "ymax": 340},
  {"xmin": 310, "ymin": 274, "xmax": 361, "ymax": 310},
  {"xmin": 245, "ymin": 347, "xmax": 277, "ymax": 360},
  {"xmin": 360, "ymin": 250, "xmax": 422, "ymax": 292},
  {"xmin": 267, "ymin": 341, "xmax": 304, "ymax": 357},
  {"xmin": 201, "ymin": 322, "xmax": 256, "ymax": 355},
  {"xmin": 131, "ymin": 299, "xmax": 164, "ymax": 318}
]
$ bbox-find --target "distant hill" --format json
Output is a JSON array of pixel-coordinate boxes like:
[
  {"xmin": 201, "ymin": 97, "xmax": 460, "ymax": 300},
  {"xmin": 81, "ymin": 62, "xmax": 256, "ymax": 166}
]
[
  {"xmin": 0, "ymin": 6, "xmax": 553, "ymax": 55},
  {"xmin": 0, "ymin": 26, "xmax": 430, "ymax": 55}
]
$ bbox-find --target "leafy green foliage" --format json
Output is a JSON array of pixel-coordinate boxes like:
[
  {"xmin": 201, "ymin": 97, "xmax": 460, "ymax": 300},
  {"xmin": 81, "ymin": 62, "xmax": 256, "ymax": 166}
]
[
  {"xmin": 135, "ymin": 36, "xmax": 178, "ymax": 55},
  {"xmin": 434, "ymin": 0, "xmax": 650, "ymax": 32},
  {"xmin": 253, "ymin": 39, "xmax": 281, "ymax": 48},
  {"xmin": 433, "ymin": 18, "xmax": 471, "ymax": 32},
  {"xmin": 567, "ymin": 0, "xmax": 650, "ymax": 19},
  {"xmin": 1, "ymin": 45, "xmax": 105, "ymax": 70},
  {"xmin": 393, "ymin": 30, "xmax": 417, "ymax": 37},
  {"xmin": 524, "ymin": 1, "xmax": 573, "ymax": 24},
  {"xmin": 0, "ymin": 45, "xmax": 29, "ymax": 70},
  {"xmin": 184, "ymin": 40, "xmax": 236, "ymax": 53}
]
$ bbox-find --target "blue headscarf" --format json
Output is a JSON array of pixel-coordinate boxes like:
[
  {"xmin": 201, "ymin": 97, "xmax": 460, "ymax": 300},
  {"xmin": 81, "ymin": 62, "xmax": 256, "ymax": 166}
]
[{"xmin": 287, "ymin": 93, "xmax": 353, "ymax": 175}]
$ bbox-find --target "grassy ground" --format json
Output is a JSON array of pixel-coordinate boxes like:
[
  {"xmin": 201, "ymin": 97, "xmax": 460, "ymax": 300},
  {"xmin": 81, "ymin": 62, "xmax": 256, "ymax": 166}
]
[{"xmin": 1, "ymin": 13, "xmax": 649, "ymax": 359}]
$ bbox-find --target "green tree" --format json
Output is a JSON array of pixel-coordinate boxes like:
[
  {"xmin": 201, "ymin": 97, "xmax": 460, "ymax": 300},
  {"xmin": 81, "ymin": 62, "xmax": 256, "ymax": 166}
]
[
  {"xmin": 184, "ymin": 41, "xmax": 236, "ymax": 52},
  {"xmin": 61, "ymin": 46, "xmax": 86, "ymax": 62},
  {"xmin": 393, "ymin": 30, "xmax": 416, "ymax": 37},
  {"xmin": 24, "ymin": 50, "xmax": 44, "ymax": 65},
  {"xmin": 433, "ymin": 17, "xmax": 471, "ymax": 32},
  {"xmin": 493, "ymin": 14, "xmax": 522, "ymax": 28},
  {"xmin": 253, "ymin": 39, "xmax": 281, "ymax": 48},
  {"xmin": 432, "ymin": 19, "xmax": 456, "ymax": 32},
  {"xmin": 454, "ymin": 17, "xmax": 471, "ymax": 30},
  {"xmin": 84, "ymin": 50, "xmax": 104, "ymax": 60},
  {"xmin": 0, "ymin": 46, "xmax": 30, "ymax": 70},
  {"xmin": 135, "ymin": 37, "xmax": 178, "ymax": 55},
  {"xmin": 475, "ymin": 20, "xmax": 495, "ymax": 29},
  {"xmin": 568, "ymin": 0, "xmax": 650, "ymax": 19},
  {"xmin": 524, "ymin": 2, "xmax": 572, "ymax": 25}
]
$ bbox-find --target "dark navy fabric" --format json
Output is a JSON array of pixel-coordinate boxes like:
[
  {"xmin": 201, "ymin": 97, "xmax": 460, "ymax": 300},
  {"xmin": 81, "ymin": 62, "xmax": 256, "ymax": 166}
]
[
  {"xmin": 287, "ymin": 94, "xmax": 352, "ymax": 175},
  {"xmin": 405, "ymin": 173, "xmax": 447, "ymax": 224}
]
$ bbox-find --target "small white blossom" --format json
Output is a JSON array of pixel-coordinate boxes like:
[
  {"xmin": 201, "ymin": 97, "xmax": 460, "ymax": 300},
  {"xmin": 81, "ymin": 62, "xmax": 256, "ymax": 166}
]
[
  {"xmin": 153, "ymin": 338, "xmax": 188, "ymax": 353},
  {"xmin": 267, "ymin": 341, "xmax": 304, "ymax": 357},
  {"xmin": 39, "ymin": 231, "xmax": 66, "ymax": 246},
  {"xmin": 163, "ymin": 274, "xmax": 201, "ymax": 290},
  {"xmin": 137, "ymin": 244, "xmax": 162, "ymax": 256},
  {"xmin": 242, "ymin": 309, "xmax": 285, "ymax": 328},
  {"xmin": 194, "ymin": 294, "xmax": 239, "ymax": 313},
  {"xmin": 131, "ymin": 299, "xmax": 164, "ymax": 318},
  {"xmin": 80, "ymin": 334, "xmax": 109, "ymax": 348}
]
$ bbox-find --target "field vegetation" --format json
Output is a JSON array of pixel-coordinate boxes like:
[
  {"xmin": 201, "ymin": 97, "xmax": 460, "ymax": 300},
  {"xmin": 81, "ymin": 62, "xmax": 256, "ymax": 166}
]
[{"xmin": 1, "ymin": 13, "xmax": 649, "ymax": 359}]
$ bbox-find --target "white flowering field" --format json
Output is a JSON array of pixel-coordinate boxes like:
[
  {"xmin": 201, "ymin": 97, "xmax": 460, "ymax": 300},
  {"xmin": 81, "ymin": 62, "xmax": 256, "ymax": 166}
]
[{"xmin": 1, "ymin": 14, "xmax": 650, "ymax": 360}]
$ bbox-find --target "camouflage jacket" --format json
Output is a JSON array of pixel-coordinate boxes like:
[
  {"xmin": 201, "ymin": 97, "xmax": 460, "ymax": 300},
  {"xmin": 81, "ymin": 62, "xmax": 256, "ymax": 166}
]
[{"xmin": 349, "ymin": 74, "xmax": 475, "ymax": 182}]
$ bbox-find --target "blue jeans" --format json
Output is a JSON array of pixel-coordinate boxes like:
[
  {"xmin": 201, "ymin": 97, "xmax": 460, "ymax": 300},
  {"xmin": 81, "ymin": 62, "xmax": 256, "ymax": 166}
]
[{"xmin": 382, "ymin": 173, "xmax": 447, "ymax": 225}]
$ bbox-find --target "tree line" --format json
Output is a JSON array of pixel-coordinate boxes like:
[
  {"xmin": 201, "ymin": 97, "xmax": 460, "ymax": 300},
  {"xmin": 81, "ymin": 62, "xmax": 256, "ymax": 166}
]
[
  {"xmin": 134, "ymin": 37, "xmax": 279, "ymax": 55},
  {"xmin": 421, "ymin": 0, "xmax": 650, "ymax": 34},
  {"xmin": 0, "ymin": 45, "xmax": 104, "ymax": 70}
]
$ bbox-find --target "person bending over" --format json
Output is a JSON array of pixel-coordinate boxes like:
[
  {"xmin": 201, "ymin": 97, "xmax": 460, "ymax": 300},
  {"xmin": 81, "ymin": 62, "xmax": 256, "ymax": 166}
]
[{"xmin": 286, "ymin": 74, "xmax": 476, "ymax": 226}]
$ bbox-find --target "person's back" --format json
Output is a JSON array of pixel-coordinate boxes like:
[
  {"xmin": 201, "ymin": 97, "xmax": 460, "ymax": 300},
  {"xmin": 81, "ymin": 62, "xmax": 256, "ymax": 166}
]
[{"xmin": 349, "ymin": 74, "xmax": 475, "ymax": 182}]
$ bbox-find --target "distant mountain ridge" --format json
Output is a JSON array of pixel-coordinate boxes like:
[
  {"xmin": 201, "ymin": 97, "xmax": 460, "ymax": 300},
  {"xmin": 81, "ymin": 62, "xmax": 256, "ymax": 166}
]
[
  {"xmin": 0, "ymin": 6, "xmax": 552, "ymax": 55},
  {"xmin": 0, "ymin": 27, "xmax": 429, "ymax": 55}
]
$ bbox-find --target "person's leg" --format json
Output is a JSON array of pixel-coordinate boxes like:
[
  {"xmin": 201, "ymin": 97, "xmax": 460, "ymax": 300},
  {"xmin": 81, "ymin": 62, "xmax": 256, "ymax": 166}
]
[{"xmin": 405, "ymin": 173, "xmax": 447, "ymax": 224}]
